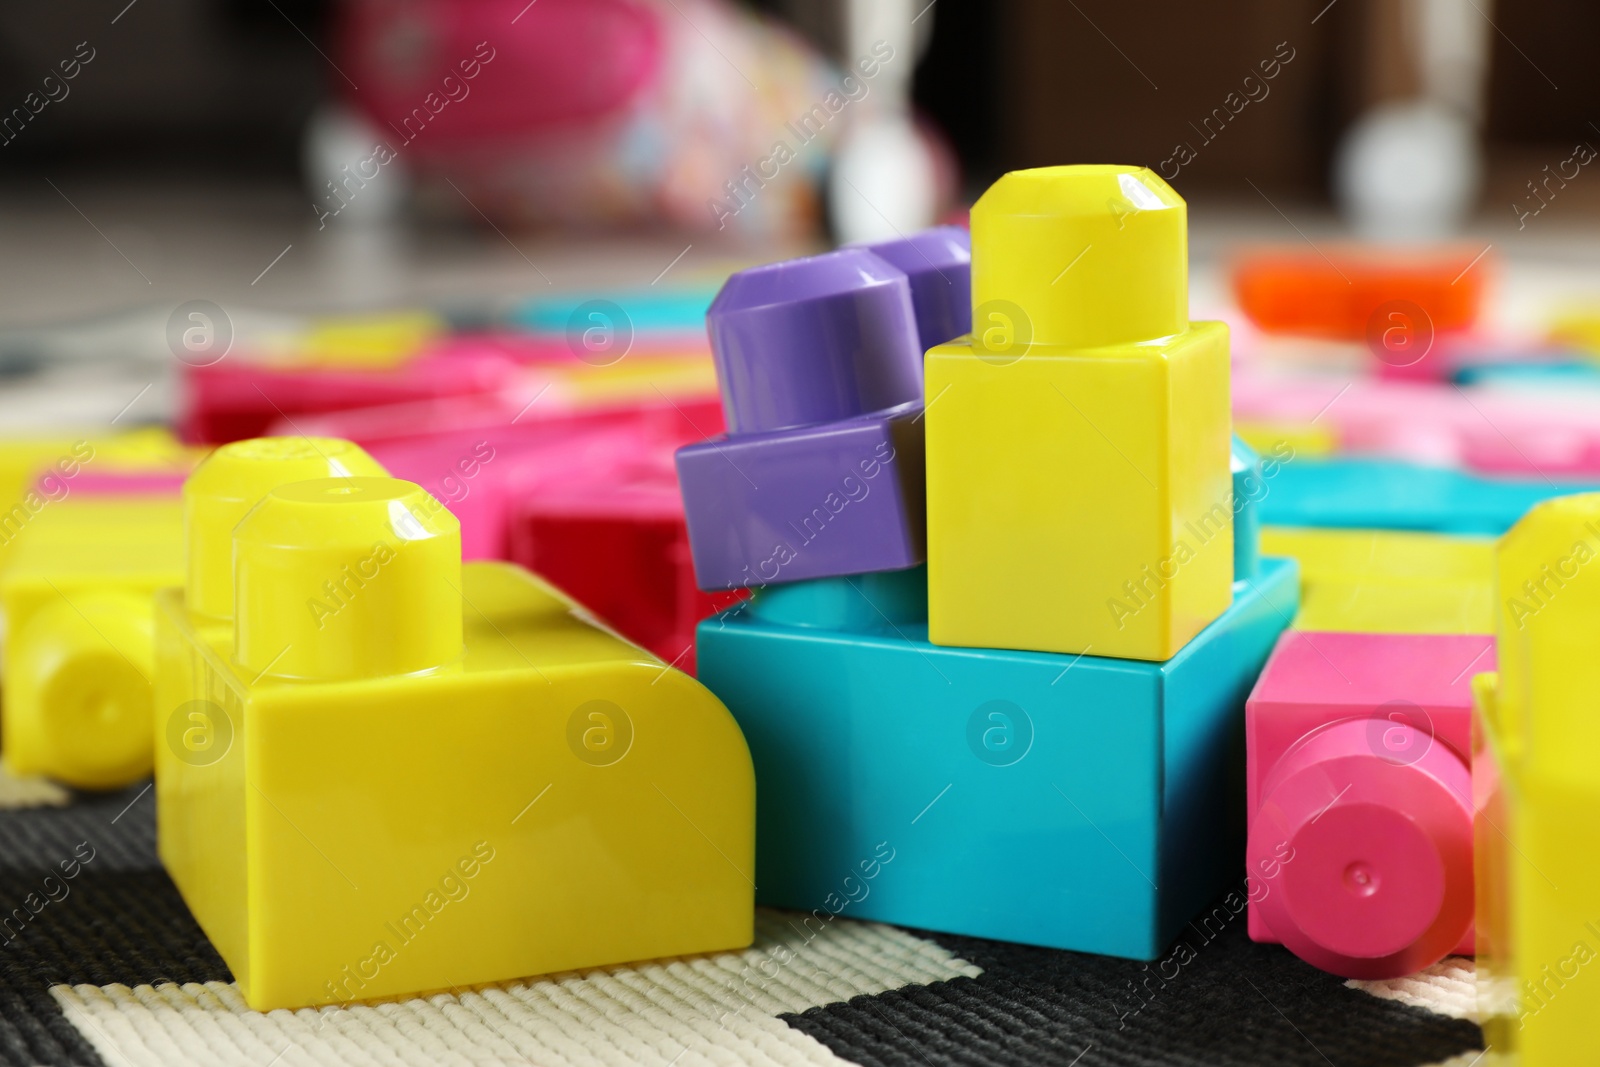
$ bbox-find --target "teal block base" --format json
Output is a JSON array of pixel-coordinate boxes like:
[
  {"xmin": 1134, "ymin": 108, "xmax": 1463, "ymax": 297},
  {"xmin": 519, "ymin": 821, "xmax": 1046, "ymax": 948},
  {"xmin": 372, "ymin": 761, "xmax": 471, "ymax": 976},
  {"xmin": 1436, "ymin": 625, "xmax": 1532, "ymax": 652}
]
[{"xmin": 695, "ymin": 558, "xmax": 1299, "ymax": 960}]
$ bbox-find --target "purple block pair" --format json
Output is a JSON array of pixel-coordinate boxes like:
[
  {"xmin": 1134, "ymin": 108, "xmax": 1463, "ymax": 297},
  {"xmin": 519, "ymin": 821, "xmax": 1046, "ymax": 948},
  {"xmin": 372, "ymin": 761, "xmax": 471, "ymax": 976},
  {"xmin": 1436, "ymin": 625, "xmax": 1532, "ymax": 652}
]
[{"xmin": 677, "ymin": 226, "xmax": 971, "ymax": 591}]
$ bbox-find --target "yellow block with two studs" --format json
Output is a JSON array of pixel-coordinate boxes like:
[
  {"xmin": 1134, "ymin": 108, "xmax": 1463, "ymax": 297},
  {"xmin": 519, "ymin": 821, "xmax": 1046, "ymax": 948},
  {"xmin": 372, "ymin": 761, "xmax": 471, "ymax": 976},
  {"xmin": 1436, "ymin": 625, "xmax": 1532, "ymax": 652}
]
[
  {"xmin": 926, "ymin": 165, "xmax": 1232, "ymax": 660},
  {"xmin": 155, "ymin": 437, "xmax": 754, "ymax": 1010}
]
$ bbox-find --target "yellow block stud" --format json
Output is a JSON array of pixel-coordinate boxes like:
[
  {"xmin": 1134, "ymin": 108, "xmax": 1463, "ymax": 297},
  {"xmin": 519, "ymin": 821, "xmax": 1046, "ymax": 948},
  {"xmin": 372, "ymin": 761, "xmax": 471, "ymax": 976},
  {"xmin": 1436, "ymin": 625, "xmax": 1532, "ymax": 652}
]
[
  {"xmin": 2, "ymin": 497, "xmax": 183, "ymax": 789},
  {"xmin": 183, "ymin": 437, "xmax": 388, "ymax": 621},
  {"xmin": 1473, "ymin": 493, "xmax": 1600, "ymax": 1064},
  {"xmin": 156, "ymin": 449, "xmax": 754, "ymax": 1010},
  {"xmin": 926, "ymin": 165, "xmax": 1232, "ymax": 660}
]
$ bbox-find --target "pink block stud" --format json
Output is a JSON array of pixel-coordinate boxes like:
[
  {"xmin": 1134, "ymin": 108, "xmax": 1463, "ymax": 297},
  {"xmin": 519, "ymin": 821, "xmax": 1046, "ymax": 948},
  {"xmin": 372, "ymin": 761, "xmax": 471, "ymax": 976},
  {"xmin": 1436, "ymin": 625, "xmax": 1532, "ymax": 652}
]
[{"xmin": 1245, "ymin": 630, "xmax": 1493, "ymax": 978}]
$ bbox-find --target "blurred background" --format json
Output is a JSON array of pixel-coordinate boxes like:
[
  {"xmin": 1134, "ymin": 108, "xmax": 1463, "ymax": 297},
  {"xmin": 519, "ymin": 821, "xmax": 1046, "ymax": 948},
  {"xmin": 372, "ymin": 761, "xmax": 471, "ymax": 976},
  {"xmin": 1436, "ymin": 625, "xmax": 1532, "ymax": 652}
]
[{"xmin": 0, "ymin": 0, "xmax": 1598, "ymax": 424}]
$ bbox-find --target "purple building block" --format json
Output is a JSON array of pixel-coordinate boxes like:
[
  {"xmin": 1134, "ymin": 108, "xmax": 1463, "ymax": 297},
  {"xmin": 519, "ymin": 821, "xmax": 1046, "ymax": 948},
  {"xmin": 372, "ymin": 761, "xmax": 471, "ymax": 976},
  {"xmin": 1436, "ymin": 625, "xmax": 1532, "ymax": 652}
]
[
  {"xmin": 860, "ymin": 226, "xmax": 973, "ymax": 353},
  {"xmin": 679, "ymin": 246, "xmax": 931, "ymax": 591}
]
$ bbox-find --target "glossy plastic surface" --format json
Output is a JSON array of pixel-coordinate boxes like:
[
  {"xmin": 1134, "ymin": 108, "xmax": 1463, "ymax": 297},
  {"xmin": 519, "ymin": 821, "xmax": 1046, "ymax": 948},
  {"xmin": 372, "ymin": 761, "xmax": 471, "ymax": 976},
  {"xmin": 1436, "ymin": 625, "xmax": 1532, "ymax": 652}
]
[
  {"xmin": 859, "ymin": 226, "xmax": 973, "ymax": 352},
  {"xmin": 156, "ymin": 451, "xmax": 754, "ymax": 1010},
  {"xmin": 679, "ymin": 242, "xmax": 943, "ymax": 590},
  {"xmin": 1259, "ymin": 457, "xmax": 1597, "ymax": 535},
  {"xmin": 1474, "ymin": 493, "xmax": 1600, "ymax": 1063},
  {"xmin": 1260, "ymin": 527, "xmax": 1494, "ymax": 634},
  {"xmin": 696, "ymin": 556, "xmax": 1297, "ymax": 958},
  {"xmin": 706, "ymin": 247, "xmax": 922, "ymax": 435},
  {"xmin": 1, "ymin": 495, "xmax": 184, "ymax": 789},
  {"xmin": 677, "ymin": 402, "xmax": 926, "ymax": 590},
  {"xmin": 1246, "ymin": 630, "xmax": 1488, "ymax": 978},
  {"xmin": 1232, "ymin": 245, "xmax": 1486, "ymax": 339},
  {"xmin": 184, "ymin": 437, "xmax": 388, "ymax": 620},
  {"xmin": 926, "ymin": 165, "xmax": 1232, "ymax": 661}
]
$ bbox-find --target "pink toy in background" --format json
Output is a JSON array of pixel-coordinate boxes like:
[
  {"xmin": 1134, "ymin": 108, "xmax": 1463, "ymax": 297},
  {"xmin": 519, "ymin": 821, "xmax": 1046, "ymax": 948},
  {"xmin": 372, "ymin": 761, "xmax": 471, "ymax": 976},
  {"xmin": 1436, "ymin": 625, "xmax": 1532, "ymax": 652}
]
[
  {"xmin": 334, "ymin": 0, "xmax": 840, "ymax": 238},
  {"xmin": 1246, "ymin": 630, "xmax": 1492, "ymax": 979}
]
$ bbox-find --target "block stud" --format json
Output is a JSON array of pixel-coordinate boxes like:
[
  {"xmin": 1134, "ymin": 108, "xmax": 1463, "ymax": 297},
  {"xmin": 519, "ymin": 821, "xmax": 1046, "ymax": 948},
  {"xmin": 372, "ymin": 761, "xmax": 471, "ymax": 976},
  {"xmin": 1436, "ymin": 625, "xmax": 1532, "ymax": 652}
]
[{"xmin": 233, "ymin": 477, "xmax": 462, "ymax": 681}]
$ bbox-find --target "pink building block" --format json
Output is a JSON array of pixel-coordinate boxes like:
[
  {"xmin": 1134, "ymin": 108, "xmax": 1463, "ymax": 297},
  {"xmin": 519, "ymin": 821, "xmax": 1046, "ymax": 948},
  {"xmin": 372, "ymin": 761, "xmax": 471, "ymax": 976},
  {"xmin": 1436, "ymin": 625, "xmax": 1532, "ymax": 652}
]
[
  {"xmin": 1246, "ymin": 630, "xmax": 1494, "ymax": 979},
  {"xmin": 1233, "ymin": 369, "xmax": 1600, "ymax": 476},
  {"xmin": 290, "ymin": 394, "xmax": 735, "ymax": 667}
]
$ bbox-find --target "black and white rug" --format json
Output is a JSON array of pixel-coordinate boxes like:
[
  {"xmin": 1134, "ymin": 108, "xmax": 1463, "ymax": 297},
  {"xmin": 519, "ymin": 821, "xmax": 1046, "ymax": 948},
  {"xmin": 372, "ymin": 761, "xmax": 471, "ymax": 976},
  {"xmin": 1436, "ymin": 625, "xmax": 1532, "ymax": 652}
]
[{"xmin": 0, "ymin": 775, "xmax": 1484, "ymax": 1067}]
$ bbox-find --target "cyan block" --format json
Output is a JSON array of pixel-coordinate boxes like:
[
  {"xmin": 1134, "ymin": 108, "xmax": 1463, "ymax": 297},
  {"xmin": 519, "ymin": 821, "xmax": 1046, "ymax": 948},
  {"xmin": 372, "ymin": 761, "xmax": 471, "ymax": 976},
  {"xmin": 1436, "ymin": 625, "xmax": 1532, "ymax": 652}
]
[
  {"xmin": 695, "ymin": 556, "xmax": 1298, "ymax": 959},
  {"xmin": 1260, "ymin": 457, "xmax": 1599, "ymax": 535},
  {"xmin": 1231, "ymin": 434, "xmax": 1262, "ymax": 581}
]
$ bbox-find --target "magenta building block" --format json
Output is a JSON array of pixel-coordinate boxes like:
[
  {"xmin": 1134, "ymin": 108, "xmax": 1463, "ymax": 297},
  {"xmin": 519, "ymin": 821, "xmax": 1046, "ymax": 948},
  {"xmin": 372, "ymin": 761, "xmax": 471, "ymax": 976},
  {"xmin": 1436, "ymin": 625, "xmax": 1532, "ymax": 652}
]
[
  {"xmin": 680, "ymin": 246, "xmax": 934, "ymax": 590},
  {"xmin": 860, "ymin": 225, "xmax": 973, "ymax": 352},
  {"xmin": 1245, "ymin": 629, "xmax": 1492, "ymax": 979}
]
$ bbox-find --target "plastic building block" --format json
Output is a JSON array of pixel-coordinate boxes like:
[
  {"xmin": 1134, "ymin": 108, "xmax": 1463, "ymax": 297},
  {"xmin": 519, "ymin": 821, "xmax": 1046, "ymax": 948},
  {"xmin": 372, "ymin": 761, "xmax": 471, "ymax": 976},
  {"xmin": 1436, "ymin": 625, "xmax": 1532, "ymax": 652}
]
[
  {"xmin": 509, "ymin": 443, "xmax": 743, "ymax": 674},
  {"xmin": 860, "ymin": 225, "xmax": 973, "ymax": 352},
  {"xmin": 676, "ymin": 247, "xmax": 930, "ymax": 590},
  {"xmin": 155, "ymin": 437, "xmax": 754, "ymax": 1010},
  {"xmin": 695, "ymin": 553, "xmax": 1297, "ymax": 958},
  {"xmin": 1258, "ymin": 456, "xmax": 1597, "ymax": 535},
  {"xmin": 1232, "ymin": 244, "xmax": 1486, "ymax": 340},
  {"xmin": 1234, "ymin": 370, "xmax": 1600, "ymax": 478},
  {"xmin": 511, "ymin": 284, "xmax": 720, "ymax": 340},
  {"xmin": 926, "ymin": 165, "xmax": 1232, "ymax": 660},
  {"xmin": 1473, "ymin": 493, "xmax": 1600, "ymax": 1062},
  {"xmin": 1260, "ymin": 527, "xmax": 1494, "ymax": 634},
  {"xmin": 1246, "ymin": 630, "xmax": 1491, "ymax": 978},
  {"xmin": 1, "ymin": 495, "xmax": 183, "ymax": 788},
  {"xmin": 692, "ymin": 408, "xmax": 1289, "ymax": 958},
  {"xmin": 1232, "ymin": 436, "xmax": 1263, "ymax": 582}
]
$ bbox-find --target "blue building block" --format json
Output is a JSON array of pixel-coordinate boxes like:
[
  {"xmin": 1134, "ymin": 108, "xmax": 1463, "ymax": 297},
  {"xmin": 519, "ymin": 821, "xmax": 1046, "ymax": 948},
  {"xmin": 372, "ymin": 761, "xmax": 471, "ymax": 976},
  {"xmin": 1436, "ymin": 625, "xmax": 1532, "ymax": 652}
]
[
  {"xmin": 1260, "ymin": 457, "xmax": 1599, "ymax": 535},
  {"xmin": 695, "ymin": 555, "xmax": 1298, "ymax": 959},
  {"xmin": 1452, "ymin": 359, "xmax": 1600, "ymax": 388},
  {"xmin": 511, "ymin": 285, "xmax": 719, "ymax": 336},
  {"xmin": 1231, "ymin": 435, "xmax": 1262, "ymax": 581}
]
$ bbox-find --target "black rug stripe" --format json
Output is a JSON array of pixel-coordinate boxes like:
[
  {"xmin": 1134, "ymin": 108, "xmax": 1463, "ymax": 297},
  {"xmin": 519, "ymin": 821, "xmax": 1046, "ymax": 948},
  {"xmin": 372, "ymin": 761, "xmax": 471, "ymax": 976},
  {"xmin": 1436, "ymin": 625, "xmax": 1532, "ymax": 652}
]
[
  {"xmin": 782, "ymin": 908, "xmax": 1484, "ymax": 1067},
  {"xmin": 0, "ymin": 781, "xmax": 230, "ymax": 1067}
]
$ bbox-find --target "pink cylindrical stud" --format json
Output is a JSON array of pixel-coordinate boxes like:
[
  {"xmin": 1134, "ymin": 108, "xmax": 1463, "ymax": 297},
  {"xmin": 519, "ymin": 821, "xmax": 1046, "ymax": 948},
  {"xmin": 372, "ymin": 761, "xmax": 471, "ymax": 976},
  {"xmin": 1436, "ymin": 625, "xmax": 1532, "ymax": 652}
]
[{"xmin": 1248, "ymin": 718, "xmax": 1473, "ymax": 979}]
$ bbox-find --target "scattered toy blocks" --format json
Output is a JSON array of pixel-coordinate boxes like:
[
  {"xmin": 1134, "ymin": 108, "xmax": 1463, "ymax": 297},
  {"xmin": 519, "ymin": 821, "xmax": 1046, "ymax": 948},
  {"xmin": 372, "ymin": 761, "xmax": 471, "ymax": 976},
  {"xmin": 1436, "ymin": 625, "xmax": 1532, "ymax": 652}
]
[
  {"xmin": 155, "ymin": 438, "xmax": 754, "ymax": 1009},
  {"xmin": 925, "ymin": 165, "xmax": 1233, "ymax": 660},
  {"xmin": 677, "ymin": 246, "xmax": 934, "ymax": 590},
  {"xmin": 1246, "ymin": 629, "xmax": 1490, "ymax": 978},
  {"xmin": 1473, "ymin": 492, "xmax": 1600, "ymax": 1063}
]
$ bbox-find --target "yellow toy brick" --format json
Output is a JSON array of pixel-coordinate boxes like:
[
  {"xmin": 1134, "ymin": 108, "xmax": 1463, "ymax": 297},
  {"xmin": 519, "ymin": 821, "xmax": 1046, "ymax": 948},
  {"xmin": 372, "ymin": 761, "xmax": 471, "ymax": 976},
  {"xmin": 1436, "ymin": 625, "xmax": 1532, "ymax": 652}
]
[
  {"xmin": 926, "ymin": 165, "xmax": 1232, "ymax": 660},
  {"xmin": 155, "ymin": 438, "xmax": 754, "ymax": 1010},
  {"xmin": 1473, "ymin": 493, "xmax": 1600, "ymax": 1064},
  {"xmin": 1260, "ymin": 526, "xmax": 1495, "ymax": 634},
  {"xmin": 1, "ymin": 496, "xmax": 183, "ymax": 788}
]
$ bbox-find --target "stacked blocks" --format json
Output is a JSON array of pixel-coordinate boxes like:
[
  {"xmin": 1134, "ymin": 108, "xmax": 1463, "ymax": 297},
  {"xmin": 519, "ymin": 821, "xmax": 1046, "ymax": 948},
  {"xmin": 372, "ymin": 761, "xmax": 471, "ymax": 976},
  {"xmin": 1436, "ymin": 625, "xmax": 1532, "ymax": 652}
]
[
  {"xmin": 1473, "ymin": 493, "xmax": 1600, "ymax": 1063},
  {"xmin": 1245, "ymin": 630, "xmax": 1488, "ymax": 978},
  {"xmin": 690, "ymin": 168, "xmax": 1297, "ymax": 960},
  {"xmin": 676, "ymin": 240, "xmax": 968, "ymax": 590},
  {"xmin": 157, "ymin": 437, "xmax": 754, "ymax": 1009},
  {"xmin": 925, "ymin": 166, "xmax": 1234, "ymax": 661}
]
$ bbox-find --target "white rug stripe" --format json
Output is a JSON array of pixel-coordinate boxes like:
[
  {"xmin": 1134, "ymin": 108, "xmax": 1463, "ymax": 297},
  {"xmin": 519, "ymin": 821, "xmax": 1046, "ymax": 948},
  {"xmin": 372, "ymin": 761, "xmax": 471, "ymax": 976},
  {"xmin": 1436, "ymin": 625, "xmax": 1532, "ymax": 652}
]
[
  {"xmin": 53, "ymin": 909, "xmax": 982, "ymax": 1067},
  {"xmin": 1348, "ymin": 957, "xmax": 1478, "ymax": 1022},
  {"xmin": 0, "ymin": 765, "xmax": 70, "ymax": 809}
]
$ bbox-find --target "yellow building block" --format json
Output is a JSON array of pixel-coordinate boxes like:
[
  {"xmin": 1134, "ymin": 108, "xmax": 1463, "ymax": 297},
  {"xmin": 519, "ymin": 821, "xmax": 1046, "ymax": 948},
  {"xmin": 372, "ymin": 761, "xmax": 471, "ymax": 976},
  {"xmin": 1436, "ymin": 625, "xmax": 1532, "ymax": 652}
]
[
  {"xmin": 1, "ymin": 496, "xmax": 184, "ymax": 788},
  {"xmin": 1234, "ymin": 420, "xmax": 1336, "ymax": 460},
  {"xmin": 1473, "ymin": 493, "xmax": 1600, "ymax": 1064},
  {"xmin": 926, "ymin": 165, "xmax": 1232, "ymax": 660},
  {"xmin": 1260, "ymin": 526, "xmax": 1495, "ymax": 634},
  {"xmin": 155, "ymin": 439, "xmax": 754, "ymax": 1010}
]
